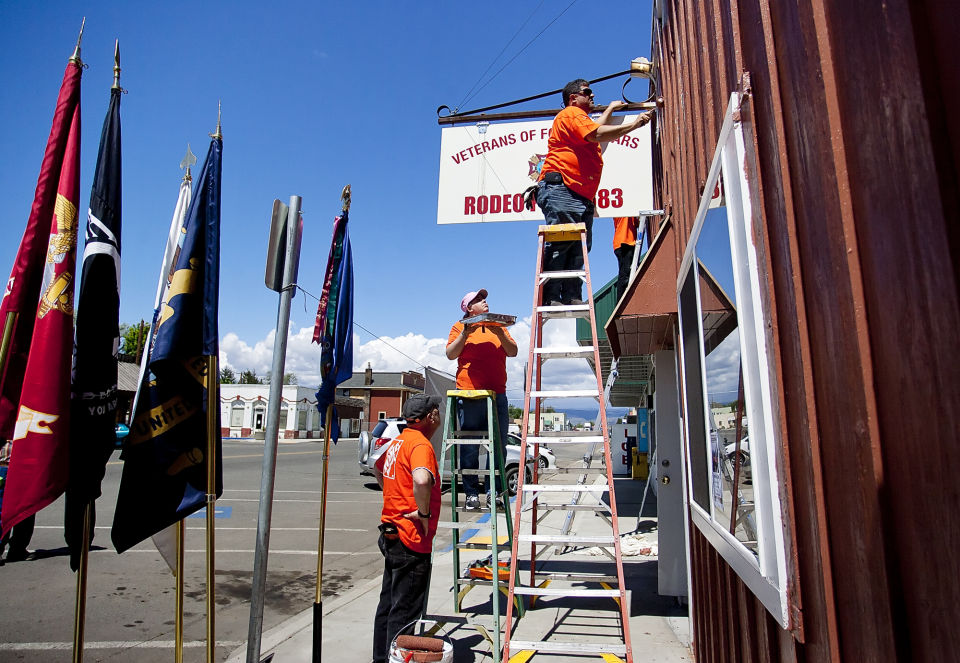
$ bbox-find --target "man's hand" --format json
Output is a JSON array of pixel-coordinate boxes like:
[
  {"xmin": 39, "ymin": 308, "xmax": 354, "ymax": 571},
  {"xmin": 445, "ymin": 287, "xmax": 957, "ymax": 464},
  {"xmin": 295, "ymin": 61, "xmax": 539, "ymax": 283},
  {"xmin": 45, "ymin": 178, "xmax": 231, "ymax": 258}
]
[
  {"xmin": 402, "ymin": 509, "xmax": 428, "ymax": 537},
  {"xmin": 606, "ymin": 99, "xmax": 627, "ymax": 113}
]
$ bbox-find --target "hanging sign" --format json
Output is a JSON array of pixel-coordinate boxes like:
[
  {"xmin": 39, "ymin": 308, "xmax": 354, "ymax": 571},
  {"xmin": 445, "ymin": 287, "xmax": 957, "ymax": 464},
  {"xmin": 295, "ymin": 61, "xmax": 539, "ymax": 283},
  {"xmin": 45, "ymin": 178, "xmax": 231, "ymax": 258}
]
[{"xmin": 436, "ymin": 116, "xmax": 653, "ymax": 224}]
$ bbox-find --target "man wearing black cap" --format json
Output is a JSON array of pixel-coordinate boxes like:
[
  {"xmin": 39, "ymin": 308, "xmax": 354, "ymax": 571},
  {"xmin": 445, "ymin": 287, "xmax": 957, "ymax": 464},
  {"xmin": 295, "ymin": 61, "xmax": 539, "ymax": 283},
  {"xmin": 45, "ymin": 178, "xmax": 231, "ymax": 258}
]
[{"xmin": 371, "ymin": 393, "xmax": 442, "ymax": 663}]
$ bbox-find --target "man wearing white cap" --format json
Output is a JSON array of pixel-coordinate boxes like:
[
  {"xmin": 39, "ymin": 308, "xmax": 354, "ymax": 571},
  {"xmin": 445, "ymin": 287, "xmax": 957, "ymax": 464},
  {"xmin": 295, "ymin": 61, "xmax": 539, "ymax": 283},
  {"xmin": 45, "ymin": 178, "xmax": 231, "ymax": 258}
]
[{"xmin": 445, "ymin": 289, "xmax": 517, "ymax": 510}]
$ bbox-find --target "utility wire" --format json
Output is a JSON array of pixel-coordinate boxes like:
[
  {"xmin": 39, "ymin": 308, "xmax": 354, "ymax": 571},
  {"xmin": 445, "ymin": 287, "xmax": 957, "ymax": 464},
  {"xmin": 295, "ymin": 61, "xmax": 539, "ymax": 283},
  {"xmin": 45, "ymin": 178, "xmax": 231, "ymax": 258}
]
[
  {"xmin": 458, "ymin": 0, "xmax": 581, "ymax": 111},
  {"xmin": 456, "ymin": 0, "xmax": 547, "ymax": 111},
  {"xmin": 295, "ymin": 284, "xmax": 451, "ymax": 376}
]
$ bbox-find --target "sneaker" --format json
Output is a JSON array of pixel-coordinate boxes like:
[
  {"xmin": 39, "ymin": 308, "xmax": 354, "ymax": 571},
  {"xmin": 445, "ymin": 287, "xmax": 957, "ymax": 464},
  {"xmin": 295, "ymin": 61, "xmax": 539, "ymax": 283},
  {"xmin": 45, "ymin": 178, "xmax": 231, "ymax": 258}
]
[
  {"xmin": 465, "ymin": 495, "xmax": 481, "ymax": 511},
  {"xmin": 546, "ymin": 300, "xmax": 563, "ymax": 307},
  {"xmin": 566, "ymin": 297, "xmax": 585, "ymax": 306}
]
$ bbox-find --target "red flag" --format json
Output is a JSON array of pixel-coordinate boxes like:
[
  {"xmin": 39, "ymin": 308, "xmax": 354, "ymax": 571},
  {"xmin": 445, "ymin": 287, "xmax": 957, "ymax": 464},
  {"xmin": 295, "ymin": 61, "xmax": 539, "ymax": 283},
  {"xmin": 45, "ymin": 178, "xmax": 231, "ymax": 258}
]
[{"xmin": 0, "ymin": 59, "xmax": 82, "ymax": 537}]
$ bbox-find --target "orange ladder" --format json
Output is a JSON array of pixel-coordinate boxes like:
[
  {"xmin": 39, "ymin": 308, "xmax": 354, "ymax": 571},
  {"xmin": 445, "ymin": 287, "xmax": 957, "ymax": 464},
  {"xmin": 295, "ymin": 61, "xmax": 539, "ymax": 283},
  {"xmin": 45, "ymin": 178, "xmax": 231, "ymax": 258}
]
[{"xmin": 503, "ymin": 222, "xmax": 633, "ymax": 663}]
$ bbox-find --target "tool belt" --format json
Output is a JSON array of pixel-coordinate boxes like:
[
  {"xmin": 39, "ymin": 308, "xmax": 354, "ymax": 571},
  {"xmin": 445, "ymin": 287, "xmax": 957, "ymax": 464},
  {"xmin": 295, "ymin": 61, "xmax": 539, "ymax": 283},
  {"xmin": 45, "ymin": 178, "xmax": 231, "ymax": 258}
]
[{"xmin": 379, "ymin": 522, "xmax": 400, "ymax": 541}]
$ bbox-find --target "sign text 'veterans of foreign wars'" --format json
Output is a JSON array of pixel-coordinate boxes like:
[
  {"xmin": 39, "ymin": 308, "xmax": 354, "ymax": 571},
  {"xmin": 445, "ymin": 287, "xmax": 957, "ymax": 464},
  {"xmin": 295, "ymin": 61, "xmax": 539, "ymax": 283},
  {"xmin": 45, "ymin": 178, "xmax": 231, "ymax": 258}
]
[{"xmin": 437, "ymin": 116, "xmax": 653, "ymax": 224}]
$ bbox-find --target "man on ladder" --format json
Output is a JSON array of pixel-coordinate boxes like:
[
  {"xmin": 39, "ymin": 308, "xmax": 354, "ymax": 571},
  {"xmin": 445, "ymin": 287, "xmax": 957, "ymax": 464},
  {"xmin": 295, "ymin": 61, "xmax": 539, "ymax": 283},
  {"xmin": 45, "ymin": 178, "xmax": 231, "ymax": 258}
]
[
  {"xmin": 501, "ymin": 78, "xmax": 653, "ymax": 663},
  {"xmin": 535, "ymin": 78, "xmax": 653, "ymax": 306},
  {"xmin": 446, "ymin": 288, "xmax": 517, "ymax": 509}
]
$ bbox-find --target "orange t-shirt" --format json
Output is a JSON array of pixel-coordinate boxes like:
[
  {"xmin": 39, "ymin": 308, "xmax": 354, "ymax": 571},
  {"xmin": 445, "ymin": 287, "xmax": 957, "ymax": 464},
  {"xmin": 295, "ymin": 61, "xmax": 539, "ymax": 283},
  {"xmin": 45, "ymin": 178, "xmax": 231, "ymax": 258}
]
[
  {"xmin": 447, "ymin": 321, "xmax": 512, "ymax": 393},
  {"xmin": 613, "ymin": 217, "xmax": 638, "ymax": 248},
  {"xmin": 539, "ymin": 106, "xmax": 603, "ymax": 200},
  {"xmin": 377, "ymin": 427, "xmax": 441, "ymax": 553}
]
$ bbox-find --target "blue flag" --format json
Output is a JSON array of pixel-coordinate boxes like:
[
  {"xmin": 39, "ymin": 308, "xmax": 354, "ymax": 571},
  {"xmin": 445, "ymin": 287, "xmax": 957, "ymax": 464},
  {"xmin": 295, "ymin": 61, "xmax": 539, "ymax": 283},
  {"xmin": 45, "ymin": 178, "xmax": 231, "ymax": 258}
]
[
  {"xmin": 312, "ymin": 211, "xmax": 354, "ymax": 443},
  {"xmin": 111, "ymin": 137, "xmax": 222, "ymax": 554}
]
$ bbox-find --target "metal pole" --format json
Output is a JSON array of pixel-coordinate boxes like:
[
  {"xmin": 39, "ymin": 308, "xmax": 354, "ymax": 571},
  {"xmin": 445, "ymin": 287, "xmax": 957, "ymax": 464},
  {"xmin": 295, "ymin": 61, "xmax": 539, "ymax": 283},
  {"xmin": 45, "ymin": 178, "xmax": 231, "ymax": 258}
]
[
  {"xmin": 175, "ymin": 519, "xmax": 184, "ymax": 663},
  {"xmin": 71, "ymin": 504, "xmax": 92, "ymax": 663},
  {"xmin": 246, "ymin": 195, "xmax": 302, "ymax": 663},
  {"xmin": 312, "ymin": 404, "xmax": 334, "ymax": 663},
  {"xmin": 206, "ymin": 354, "xmax": 219, "ymax": 663}
]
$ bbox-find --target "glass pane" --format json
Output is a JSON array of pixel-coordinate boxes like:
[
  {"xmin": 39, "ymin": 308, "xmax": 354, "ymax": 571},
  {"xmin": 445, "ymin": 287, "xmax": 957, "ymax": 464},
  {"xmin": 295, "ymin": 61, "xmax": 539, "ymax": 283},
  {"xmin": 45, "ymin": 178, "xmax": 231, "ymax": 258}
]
[
  {"xmin": 695, "ymin": 192, "xmax": 757, "ymax": 555},
  {"xmin": 230, "ymin": 405, "xmax": 244, "ymax": 427}
]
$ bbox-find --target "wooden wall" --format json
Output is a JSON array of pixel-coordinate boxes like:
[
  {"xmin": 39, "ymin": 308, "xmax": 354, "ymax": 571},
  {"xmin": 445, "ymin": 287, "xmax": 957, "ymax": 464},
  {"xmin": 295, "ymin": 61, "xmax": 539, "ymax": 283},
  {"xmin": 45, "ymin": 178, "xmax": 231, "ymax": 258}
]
[{"xmin": 653, "ymin": 0, "xmax": 960, "ymax": 660}]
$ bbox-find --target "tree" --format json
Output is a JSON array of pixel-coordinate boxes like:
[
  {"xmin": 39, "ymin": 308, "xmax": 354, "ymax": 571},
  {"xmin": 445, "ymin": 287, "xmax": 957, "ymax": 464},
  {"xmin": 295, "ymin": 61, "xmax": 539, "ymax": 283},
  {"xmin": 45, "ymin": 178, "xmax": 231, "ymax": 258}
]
[
  {"xmin": 219, "ymin": 367, "xmax": 237, "ymax": 384},
  {"xmin": 283, "ymin": 372, "xmax": 298, "ymax": 385},
  {"xmin": 119, "ymin": 320, "xmax": 150, "ymax": 360},
  {"xmin": 240, "ymin": 369, "xmax": 262, "ymax": 384},
  {"xmin": 508, "ymin": 405, "xmax": 523, "ymax": 420}
]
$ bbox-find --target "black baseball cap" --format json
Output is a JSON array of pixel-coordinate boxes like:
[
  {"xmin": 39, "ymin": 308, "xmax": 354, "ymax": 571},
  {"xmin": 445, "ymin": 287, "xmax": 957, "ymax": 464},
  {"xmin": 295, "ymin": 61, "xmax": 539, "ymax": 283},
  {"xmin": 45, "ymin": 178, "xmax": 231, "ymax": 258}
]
[{"xmin": 402, "ymin": 394, "xmax": 441, "ymax": 421}]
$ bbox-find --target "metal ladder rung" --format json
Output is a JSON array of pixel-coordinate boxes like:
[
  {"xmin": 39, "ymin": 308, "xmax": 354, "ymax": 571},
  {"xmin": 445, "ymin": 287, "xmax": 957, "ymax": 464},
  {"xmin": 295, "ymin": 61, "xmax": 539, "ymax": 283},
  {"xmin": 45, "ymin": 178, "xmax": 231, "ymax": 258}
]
[
  {"xmin": 456, "ymin": 542, "xmax": 500, "ymax": 550},
  {"xmin": 530, "ymin": 389, "xmax": 599, "ymax": 398},
  {"xmin": 444, "ymin": 438, "xmax": 495, "ymax": 446},
  {"xmin": 521, "ymin": 484, "xmax": 608, "ymax": 493},
  {"xmin": 533, "ymin": 572, "xmax": 620, "ymax": 583},
  {"xmin": 519, "ymin": 534, "xmax": 615, "ymax": 545},
  {"xmin": 542, "ymin": 466, "xmax": 608, "ymax": 474},
  {"xmin": 456, "ymin": 578, "xmax": 508, "ymax": 588},
  {"xmin": 511, "ymin": 587, "xmax": 621, "ymax": 597},
  {"xmin": 538, "ymin": 269, "xmax": 586, "ymax": 281},
  {"xmin": 508, "ymin": 641, "xmax": 628, "ymax": 655},
  {"xmin": 537, "ymin": 305, "xmax": 590, "ymax": 319},
  {"xmin": 436, "ymin": 521, "xmax": 492, "ymax": 530},
  {"xmin": 526, "ymin": 435, "xmax": 604, "ymax": 444},
  {"xmin": 536, "ymin": 503, "xmax": 611, "ymax": 512},
  {"xmin": 535, "ymin": 346, "xmax": 594, "ymax": 359}
]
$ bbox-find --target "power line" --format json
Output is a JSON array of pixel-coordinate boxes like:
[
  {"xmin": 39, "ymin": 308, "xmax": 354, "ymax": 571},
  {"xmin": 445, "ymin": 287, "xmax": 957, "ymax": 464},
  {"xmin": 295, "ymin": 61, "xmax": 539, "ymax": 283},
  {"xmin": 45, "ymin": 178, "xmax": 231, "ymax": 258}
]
[
  {"xmin": 455, "ymin": 0, "xmax": 580, "ymax": 112},
  {"xmin": 456, "ymin": 0, "xmax": 546, "ymax": 111},
  {"xmin": 295, "ymin": 284, "xmax": 449, "ymax": 376}
]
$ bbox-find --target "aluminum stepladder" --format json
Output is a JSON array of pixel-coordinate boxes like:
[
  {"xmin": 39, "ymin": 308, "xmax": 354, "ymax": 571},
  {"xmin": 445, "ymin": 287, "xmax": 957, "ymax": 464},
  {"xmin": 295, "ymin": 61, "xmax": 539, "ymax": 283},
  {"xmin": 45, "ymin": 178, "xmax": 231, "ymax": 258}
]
[
  {"xmin": 423, "ymin": 389, "xmax": 524, "ymax": 662},
  {"xmin": 503, "ymin": 223, "xmax": 633, "ymax": 663}
]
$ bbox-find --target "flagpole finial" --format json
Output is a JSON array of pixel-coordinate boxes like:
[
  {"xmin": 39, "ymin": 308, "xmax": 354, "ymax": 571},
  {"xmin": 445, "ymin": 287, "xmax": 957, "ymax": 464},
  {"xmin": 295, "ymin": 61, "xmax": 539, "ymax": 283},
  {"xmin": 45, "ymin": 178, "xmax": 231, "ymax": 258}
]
[
  {"xmin": 112, "ymin": 39, "xmax": 121, "ymax": 90},
  {"xmin": 341, "ymin": 185, "xmax": 351, "ymax": 212},
  {"xmin": 210, "ymin": 101, "xmax": 223, "ymax": 140},
  {"xmin": 69, "ymin": 17, "xmax": 85, "ymax": 65},
  {"xmin": 180, "ymin": 143, "xmax": 197, "ymax": 183}
]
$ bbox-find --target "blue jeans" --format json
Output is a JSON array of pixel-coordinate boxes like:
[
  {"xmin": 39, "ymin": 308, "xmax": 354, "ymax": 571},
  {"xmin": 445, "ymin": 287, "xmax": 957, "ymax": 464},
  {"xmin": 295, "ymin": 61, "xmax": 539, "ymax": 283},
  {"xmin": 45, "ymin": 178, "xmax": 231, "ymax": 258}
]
[
  {"xmin": 456, "ymin": 392, "xmax": 509, "ymax": 497},
  {"xmin": 372, "ymin": 533, "xmax": 432, "ymax": 663},
  {"xmin": 536, "ymin": 180, "xmax": 594, "ymax": 303}
]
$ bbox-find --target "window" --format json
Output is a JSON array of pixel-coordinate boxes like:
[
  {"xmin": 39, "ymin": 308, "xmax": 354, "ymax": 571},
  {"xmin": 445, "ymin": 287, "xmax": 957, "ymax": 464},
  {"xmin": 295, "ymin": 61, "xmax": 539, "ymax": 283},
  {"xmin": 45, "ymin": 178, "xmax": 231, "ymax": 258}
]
[
  {"xmin": 230, "ymin": 401, "xmax": 245, "ymax": 427},
  {"xmin": 378, "ymin": 411, "xmax": 386, "ymax": 420},
  {"xmin": 676, "ymin": 93, "xmax": 791, "ymax": 627},
  {"xmin": 278, "ymin": 403, "xmax": 288, "ymax": 430}
]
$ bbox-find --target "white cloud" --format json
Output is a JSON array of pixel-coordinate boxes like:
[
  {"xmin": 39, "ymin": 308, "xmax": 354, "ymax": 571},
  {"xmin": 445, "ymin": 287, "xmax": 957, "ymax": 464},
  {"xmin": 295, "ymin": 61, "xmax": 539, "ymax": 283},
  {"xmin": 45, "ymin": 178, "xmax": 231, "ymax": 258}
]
[{"xmin": 220, "ymin": 316, "xmax": 597, "ymax": 410}]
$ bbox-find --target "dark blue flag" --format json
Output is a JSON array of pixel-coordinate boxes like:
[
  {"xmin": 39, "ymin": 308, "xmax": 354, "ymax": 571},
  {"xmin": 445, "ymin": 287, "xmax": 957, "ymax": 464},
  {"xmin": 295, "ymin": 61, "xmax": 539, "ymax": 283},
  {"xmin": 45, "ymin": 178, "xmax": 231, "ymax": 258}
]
[
  {"xmin": 312, "ymin": 211, "xmax": 354, "ymax": 443},
  {"xmin": 111, "ymin": 137, "xmax": 222, "ymax": 554},
  {"xmin": 65, "ymin": 85, "xmax": 122, "ymax": 570}
]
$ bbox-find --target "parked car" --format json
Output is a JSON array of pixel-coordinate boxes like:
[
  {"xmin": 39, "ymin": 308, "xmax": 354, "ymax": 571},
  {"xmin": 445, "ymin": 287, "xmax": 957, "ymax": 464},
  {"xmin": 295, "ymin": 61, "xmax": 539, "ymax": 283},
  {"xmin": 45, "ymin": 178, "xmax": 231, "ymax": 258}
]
[
  {"xmin": 723, "ymin": 435, "xmax": 750, "ymax": 467},
  {"xmin": 358, "ymin": 421, "xmax": 552, "ymax": 496},
  {"xmin": 115, "ymin": 423, "xmax": 130, "ymax": 448},
  {"xmin": 358, "ymin": 418, "xmax": 406, "ymax": 475},
  {"xmin": 507, "ymin": 433, "xmax": 556, "ymax": 472}
]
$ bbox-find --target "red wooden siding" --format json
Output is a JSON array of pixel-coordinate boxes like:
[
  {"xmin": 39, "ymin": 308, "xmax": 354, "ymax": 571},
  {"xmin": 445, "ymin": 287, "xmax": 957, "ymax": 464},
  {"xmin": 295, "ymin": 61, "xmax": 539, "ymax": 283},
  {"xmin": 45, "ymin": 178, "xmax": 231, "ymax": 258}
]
[{"xmin": 650, "ymin": 0, "xmax": 960, "ymax": 661}]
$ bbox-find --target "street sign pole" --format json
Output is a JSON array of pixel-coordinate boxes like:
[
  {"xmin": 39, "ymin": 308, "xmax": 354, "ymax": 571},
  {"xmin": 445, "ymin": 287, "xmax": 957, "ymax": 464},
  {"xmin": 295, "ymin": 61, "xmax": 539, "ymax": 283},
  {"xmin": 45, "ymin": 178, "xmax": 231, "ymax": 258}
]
[{"xmin": 246, "ymin": 195, "xmax": 302, "ymax": 663}]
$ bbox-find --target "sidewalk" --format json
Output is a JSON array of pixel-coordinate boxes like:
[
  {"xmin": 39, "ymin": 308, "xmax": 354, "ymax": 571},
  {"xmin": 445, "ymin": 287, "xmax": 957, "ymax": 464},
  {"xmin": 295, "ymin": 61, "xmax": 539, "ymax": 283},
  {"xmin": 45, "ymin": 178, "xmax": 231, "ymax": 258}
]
[{"xmin": 228, "ymin": 477, "xmax": 691, "ymax": 663}]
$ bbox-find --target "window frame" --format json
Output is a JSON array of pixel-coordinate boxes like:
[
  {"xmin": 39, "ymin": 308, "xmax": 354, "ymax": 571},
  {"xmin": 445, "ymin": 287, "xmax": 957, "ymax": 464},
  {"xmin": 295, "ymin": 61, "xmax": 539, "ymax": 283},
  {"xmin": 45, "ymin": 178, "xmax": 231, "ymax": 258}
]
[{"xmin": 676, "ymin": 93, "xmax": 791, "ymax": 627}]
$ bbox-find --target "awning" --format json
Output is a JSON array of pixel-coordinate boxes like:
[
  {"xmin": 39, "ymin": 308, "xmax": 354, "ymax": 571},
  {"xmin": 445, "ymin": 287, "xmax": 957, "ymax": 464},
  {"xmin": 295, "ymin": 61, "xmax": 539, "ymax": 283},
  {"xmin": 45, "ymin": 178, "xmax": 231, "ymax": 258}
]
[{"xmin": 605, "ymin": 217, "xmax": 680, "ymax": 357}]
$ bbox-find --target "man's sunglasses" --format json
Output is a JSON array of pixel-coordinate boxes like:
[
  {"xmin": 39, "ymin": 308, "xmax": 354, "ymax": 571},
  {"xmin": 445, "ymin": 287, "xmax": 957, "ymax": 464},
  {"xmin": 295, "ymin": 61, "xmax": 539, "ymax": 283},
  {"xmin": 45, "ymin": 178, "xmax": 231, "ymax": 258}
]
[{"xmin": 578, "ymin": 88, "xmax": 594, "ymax": 98}]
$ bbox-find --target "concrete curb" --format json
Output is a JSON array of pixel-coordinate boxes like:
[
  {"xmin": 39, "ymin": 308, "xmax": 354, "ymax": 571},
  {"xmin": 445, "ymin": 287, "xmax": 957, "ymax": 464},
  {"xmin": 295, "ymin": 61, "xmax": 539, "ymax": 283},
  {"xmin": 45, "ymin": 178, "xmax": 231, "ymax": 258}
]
[{"xmin": 225, "ymin": 573, "xmax": 384, "ymax": 662}]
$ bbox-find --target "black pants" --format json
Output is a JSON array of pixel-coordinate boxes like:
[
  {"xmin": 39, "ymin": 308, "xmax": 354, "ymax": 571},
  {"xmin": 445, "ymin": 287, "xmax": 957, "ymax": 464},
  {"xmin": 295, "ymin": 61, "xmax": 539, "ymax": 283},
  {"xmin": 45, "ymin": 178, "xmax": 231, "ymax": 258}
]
[
  {"xmin": 614, "ymin": 243, "xmax": 636, "ymax": 300},
  {"xmin": 0, "ymin": 514, "xmax": 35, "ymax": 558},
  {"xmin": 372, "ymin": 532, "xmax": 432, "ymax": 663}
]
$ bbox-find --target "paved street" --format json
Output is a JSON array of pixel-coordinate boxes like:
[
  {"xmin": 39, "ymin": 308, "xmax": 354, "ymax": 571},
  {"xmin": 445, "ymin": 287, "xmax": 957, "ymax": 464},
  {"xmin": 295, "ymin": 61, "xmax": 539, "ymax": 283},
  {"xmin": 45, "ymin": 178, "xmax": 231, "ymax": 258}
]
[{"xmin": 0, "ymin": 438, "xmax": 388, "ymax": 662}]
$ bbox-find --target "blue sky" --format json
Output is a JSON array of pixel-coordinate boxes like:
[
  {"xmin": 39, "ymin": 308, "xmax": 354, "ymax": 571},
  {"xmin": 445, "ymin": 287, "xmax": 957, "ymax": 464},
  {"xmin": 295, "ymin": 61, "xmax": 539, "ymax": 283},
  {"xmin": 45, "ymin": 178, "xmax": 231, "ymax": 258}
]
[{"xmin": 0, "ymin": 1, "xmax": 655, "ymax": 407}]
